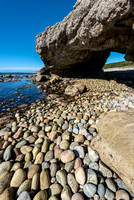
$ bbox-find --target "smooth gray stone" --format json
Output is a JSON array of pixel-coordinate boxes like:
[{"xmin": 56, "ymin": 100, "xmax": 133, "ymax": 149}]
[
  {"xmin": 83, "ymin": 153, "xmax": 91, "ymax": 165},
  {"xmin": 104, "ymin": 188, "xmax": 115, "ymax": 200},
  {"xmin": 17, "ymin": 191, "xmax": 31, "ymax": 200},
  {"xmin": 115, "ymin": 178, "xmax": 134, "ymax": 197},
  {"xmin": 106, "ymin": 178, "xmax": 117, "ymax": 192},
  {"xmin": 83, "ymin": 183, "xmax": 97, "ymax": 198},
  {"xmin": 65, "ymin": 161, "xmax": 74, "ymax": 173},
  {"xmin": 73, "ymin": 127, "xmax": 79, "ymax": 135},
  {"xmin": 0, "ymin": 127, "xmax": 10, "ymax": 136},
  {"xmin": 86, "ymin": 169, "xmax": 98, "ymax": 185},
  {"xmin": 3, "ymin": 146, "xmax": 12, "ymax": 161},
  {"xmin": 97, "ymin": 183, "xmax": 105, "ymax": 197},
  {"xmin": 70, "ymin": 142, "xmax": 79, "ymax": 150},
  {"xmin": 74, "ymin": 146, "xmax": 85, "ymax": 159},
  {"xmin": 16, "ymin": 140, "xmax": 27, "ymax": 148},
  {"xmin": 89, "ymin": 162, "xmax": 99, "ymax": 171}
]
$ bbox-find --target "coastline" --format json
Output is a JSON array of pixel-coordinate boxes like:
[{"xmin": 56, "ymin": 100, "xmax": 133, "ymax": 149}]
[
  {"xmin": 0, "ymin": 72, "xmax": 134, "ymax": 199},
  {"xmin": 0, "ymin": 74, "xmax": 45, "ymax": 128},
  {"xmin": 104, "ymin": 67, "xmax": 134, "ymax": 72}
]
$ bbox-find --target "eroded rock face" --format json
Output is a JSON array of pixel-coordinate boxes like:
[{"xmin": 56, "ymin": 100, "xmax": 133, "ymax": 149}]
[
  {"xmin": 36, "ymin": 0, "xmax": 134, "ymax": 76},
  {"xmin": 91, "ymin": 109, "xmax": 134, "ymax": 193}
]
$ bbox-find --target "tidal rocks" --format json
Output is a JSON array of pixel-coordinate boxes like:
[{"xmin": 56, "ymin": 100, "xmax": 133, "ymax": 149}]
[
  {"xmin": 36, "ymin": 75, "xmax": 48, "ymax": 82},
  {"xmin": 36, "ymin": 0, "xmax": 134, "ymax": 77},
  {"xmin": 1, "ymin": 77, "xmax": 134, "ymax": 199},
  {"xmin": 0, "ymin": 78, "xmax": 3, "ymax": 82},
  {"xmin": 65, "ymin": 84, "xmax": 86, "ymax": 96},
  {"xmin": 91, "ymin": 109, "xmax": 134, "ymax": 193}
]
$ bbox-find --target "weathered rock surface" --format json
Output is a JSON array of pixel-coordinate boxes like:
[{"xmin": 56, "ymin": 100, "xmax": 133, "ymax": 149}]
[
  {"xmin": 65, "ymin": 83, "xmax": 86, "ymax": 96},
  {"xmin": 91, "ymin": 109, "xmax": 134, "ymax": 193},
  {"xmin": 0, "ymin": 187, "xmax": 14, "ymax": 200},
  {"xmin": 36, "ymin": 0, "xmax": 134, "ymax": 77}
]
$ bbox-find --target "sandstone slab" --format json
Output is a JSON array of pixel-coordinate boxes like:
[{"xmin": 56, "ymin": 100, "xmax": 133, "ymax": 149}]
[{"xmin": 91, "ymin": 109, "xmax": 134, "ymax": 193}]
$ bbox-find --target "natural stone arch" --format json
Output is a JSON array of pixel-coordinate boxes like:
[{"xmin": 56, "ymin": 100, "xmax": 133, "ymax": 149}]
[
  {"xmin": 105, "ymin": 52, "xmax": 126, "ymax": 65},
  {"xmin": 36, "ymin": 0, "xmax": 134, "ymax": 77}
]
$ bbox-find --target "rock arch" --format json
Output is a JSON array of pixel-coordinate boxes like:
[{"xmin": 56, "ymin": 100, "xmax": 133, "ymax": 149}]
[{"xmin": 36, "ymin": 0, "xmax": 134, "ymax": 77}]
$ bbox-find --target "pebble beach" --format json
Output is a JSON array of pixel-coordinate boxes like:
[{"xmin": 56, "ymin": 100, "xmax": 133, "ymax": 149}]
[{"xmin": 0, "ymin": 75, "xmax": 134, "ymax": 200}]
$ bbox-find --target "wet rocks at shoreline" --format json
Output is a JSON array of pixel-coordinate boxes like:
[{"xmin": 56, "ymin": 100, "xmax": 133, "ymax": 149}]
[
  {"xmin": 0, "ymin": 74, "xmax": 21, "ymax": 82},
  {"xmin": 0, "ymin": 74, "xmax": 45, "ymax": 121},
  {"xmin": 0, "ymin": 75, "xmax": 134, "ymax": 199},
  {"xmin": 0, "ymin": 74, "xmax": 36, "ymax": 83}
]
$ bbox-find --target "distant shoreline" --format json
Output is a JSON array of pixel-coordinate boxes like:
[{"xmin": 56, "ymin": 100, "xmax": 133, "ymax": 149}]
[
  {"xmin": 104, "ymin": 67, "xmax": 134, "ymax": 72},
  {"xmin": 0, "ymin": 72, "xmax": 37, "ymax": 74}
]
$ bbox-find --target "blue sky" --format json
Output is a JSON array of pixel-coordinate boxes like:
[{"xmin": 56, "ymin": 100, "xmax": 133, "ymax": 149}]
[{"xmin": 0, "ymin": 0, "xmax": 125, "ymax": 72}]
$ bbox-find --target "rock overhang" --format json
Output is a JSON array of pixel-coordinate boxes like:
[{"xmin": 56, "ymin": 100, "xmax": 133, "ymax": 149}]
[{"xmin": 36, "ymin": 0, "xmax": 134, "ymax": 76}]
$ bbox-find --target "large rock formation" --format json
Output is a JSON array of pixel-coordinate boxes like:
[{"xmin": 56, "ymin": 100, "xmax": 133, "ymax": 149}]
[
  {"xmin": 36, "ymin": 0, "xmax": 134, "ymax": 76},
  {"xmin": 91, "ymin": 109, "xmax": 134, "ymax": 194}
]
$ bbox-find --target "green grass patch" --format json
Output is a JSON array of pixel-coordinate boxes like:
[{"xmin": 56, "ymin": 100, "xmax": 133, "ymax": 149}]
[{"xmin": 103, "ymin": 61, "xmax": 134, "ymax": 70}]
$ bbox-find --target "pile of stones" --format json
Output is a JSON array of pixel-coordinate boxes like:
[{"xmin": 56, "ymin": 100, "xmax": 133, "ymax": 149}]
[{"xmin": 0, "ymin": 78, "xmax": 134, "ymax": 200}]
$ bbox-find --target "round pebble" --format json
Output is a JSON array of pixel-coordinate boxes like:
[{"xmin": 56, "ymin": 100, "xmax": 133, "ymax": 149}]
[{"xmin": 60, "ymin": 150, "xmax": 75, "ymax": 163}]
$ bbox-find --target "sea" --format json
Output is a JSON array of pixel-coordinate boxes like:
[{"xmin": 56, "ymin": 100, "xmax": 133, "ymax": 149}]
[{"xmin": 0, "ymin": 73, "xmax": 45, "ymax": 113}]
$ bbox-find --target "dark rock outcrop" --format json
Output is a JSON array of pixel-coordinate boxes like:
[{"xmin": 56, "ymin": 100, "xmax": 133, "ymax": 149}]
[{"xmin": 36, "ymin": 0, "xmax": 134, "ymax": 77}]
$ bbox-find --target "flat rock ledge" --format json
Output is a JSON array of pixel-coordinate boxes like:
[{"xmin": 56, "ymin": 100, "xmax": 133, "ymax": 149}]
[{"xmin": 91, "ymin": 109, "xmax": 134, "ymax": 193}]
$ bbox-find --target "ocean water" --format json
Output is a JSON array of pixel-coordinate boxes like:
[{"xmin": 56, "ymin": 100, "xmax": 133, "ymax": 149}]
[
  {"xmin": 0, "ymin": 73, "xmax": 45, "ymax": 112},
  {"xmin": 0, "ymin": 72, "xmax": 36, "ymax": 76}
]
